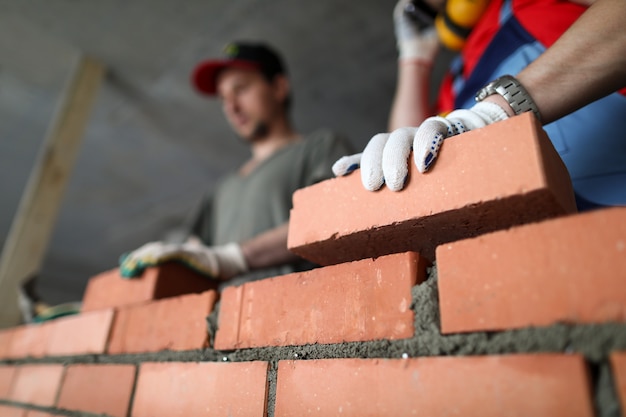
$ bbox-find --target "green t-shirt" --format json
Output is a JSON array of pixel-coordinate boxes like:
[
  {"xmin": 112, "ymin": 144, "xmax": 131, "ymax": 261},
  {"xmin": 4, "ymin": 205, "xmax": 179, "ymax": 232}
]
[{"xmin": 190, "ymin": 129, "xmax": 354, "ymax": 286}]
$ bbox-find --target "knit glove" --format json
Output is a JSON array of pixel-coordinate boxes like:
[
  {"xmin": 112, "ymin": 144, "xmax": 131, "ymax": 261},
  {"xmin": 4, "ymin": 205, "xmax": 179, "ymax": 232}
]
[
  {"xmin": 119, "ymin": 240, "xmax": 248, "ymax": 280},
  {"xmin": 394, "ymin": 0, "xmax": 439, "ymax": 63},
  {"xmin": 332, "ymin": 101, "xmax": 509, "ymax": 191}
]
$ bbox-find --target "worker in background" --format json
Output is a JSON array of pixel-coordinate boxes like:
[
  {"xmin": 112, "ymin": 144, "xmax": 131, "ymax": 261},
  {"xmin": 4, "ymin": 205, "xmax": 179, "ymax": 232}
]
[
  {"xmin": 120, "ymin": 41, "xmax": 354, "ymax": 288},
  {"xmin": 333, "ymin": 0, "xmax": 626, "ymax": 211}
]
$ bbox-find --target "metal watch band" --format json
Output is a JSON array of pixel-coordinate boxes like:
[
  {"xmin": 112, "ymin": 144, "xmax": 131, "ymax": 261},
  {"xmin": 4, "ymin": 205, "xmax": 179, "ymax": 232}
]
[{"xmin": 475, "ymin": 75, "xmax": 541, "ymax": 122}]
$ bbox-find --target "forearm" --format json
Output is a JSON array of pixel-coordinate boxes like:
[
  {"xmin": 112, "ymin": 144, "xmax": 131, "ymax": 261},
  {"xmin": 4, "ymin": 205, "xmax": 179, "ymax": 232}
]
[
  {"xmin": 515, "ymin": 0, "xmax": 626, "ymax": 124},
  {"xmin": 239, "ymin": 223, "xmax": 301, "ymax": 270},
  {"xmin": 389, "ymin": 60, "xmax": 434, "ymax": 130}
]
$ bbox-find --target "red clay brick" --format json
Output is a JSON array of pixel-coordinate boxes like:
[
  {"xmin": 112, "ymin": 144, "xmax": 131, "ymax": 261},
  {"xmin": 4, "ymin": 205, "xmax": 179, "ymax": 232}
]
[
  {"xmin": 275, "ymin": 354, "xmax": 593, "ymax": 416},
  {"xmin": 437, "ymin": 207, "xmax": 626, "ymax": 334},
  {"xmin": 0, "ymin": 366, "xmax": 17, "ymax": 399},
  {"xmin": 46, "ymin": 309, "xmax": 114, "ymax": 356},
  {"xmin": 214, "ymin": 252, "xmax": 426, "ymax": 350},
  {"xmin": 7, "ymin": 323, "xmax": 52, "ymax": 359},
  {"xmin": 132, "ymin": 361, "xmax": 268, "ymax": 417},
  {"xmin": 611, "ymin": 351, "xmax": 626, "ymax": 414},
  {"xmin": 9, "ymin": 364, "xmax": 64, "ymax": 407},
  {"xmin": 81, "ymin": 263, "xmax": 218, "ymax": 313},
  {"xmin": 0, "ymin": 405, "xmax": 25, "ymax": 417},
  {"xmin": 56, "ymin": 364, "xmax": 135, "ymax": 417},
  {"xmin": 288, "ymin": 113, "xmax": 576, "ymax": 265},
  {"xmin": 0, "ymin": 329, "xmax": 14, "ymax": 360},
  {"xmin": 107, "ymin": 290, "xmax": 217, "ymax": 354}
]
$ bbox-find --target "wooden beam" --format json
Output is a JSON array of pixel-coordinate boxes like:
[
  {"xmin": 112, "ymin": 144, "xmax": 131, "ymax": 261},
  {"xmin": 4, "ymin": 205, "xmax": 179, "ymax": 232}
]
[{"xmin": 0, "ymin": 55, "xmax": 105, "ymax": 328}]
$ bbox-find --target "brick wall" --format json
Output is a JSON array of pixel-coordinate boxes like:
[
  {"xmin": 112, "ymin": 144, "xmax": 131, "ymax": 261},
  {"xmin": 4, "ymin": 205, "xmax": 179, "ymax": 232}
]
[{"xmin": 1, "ymin": 114, "xmax": 625, "ymax": 417}]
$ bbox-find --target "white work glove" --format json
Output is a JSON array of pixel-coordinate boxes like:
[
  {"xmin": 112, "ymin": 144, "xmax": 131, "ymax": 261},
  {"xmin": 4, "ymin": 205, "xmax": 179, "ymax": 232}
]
[
  {"xmin": 332, "ymin": 101, "xmax": 510, "ymax": 191},
  {"xmin": 119, "ymin": 240, "xmax": 248, "ymax": 281},
  {"xmin": 394, "ymin": 0, "xmax": 439, "ymax": 62}
]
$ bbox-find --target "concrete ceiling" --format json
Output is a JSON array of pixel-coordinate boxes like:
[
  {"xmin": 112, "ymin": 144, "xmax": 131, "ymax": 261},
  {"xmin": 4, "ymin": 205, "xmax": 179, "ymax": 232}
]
[{"xmin": 0, "ymin": 0, "xmax": 434, "ymax": 305}]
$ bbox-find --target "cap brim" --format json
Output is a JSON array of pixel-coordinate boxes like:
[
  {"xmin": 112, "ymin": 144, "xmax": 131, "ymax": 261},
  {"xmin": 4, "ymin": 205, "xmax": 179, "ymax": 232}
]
[{"xmin": 192, "ymin": 59, "xmax": 261, "ymax": 96}]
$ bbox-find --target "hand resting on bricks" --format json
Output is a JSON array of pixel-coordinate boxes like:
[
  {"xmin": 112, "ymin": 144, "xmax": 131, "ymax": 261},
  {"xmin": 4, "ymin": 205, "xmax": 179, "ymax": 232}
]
[
  {"xmin": 119, "ymin": 240, "xmax": 247, "ymax": 281},
  {"xmin": 119, "ymin": 42, "xmax": 354, "ymax": 289},
  {"xmin": 333, "ymin": 0, "xmax": 626, "ymax": 211}
]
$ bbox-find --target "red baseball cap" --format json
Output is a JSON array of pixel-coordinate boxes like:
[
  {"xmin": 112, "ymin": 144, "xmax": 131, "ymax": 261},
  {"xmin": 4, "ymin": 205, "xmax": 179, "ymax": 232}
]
[{"xmin": 192, "ymin": 41, "xmax": 287, "ymax": 96}]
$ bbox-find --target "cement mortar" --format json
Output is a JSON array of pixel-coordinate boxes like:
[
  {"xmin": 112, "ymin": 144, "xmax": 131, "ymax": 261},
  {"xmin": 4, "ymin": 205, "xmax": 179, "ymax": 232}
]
[{"xmin": 3, "ymin": 265, "xmax": 626, "ymax": 416}]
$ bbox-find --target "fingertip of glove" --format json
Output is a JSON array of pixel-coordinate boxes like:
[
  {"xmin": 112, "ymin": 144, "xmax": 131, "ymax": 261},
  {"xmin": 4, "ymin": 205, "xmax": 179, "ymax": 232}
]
[
  {"xmin": 334, "ymin": 162, "xmax": 359, "ymax": 176},
  {"xmin": 362, "ymin": 177, "xmax": 384, "ymax": 192},
  {"xmin": 119, "ymin": 267, "xmax": 140, "ymax": 279},
  {"xmin": 383, "ymin": 172, "xmax": 409, "ymax": 191},
  {"xmin": 332, "ymin": 156, "xmax": 361, "ymax": 177}
]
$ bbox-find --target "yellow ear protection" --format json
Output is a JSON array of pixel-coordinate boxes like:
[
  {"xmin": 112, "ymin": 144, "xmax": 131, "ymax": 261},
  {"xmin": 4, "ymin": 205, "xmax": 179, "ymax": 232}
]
[{"xmin": 435, "ymin": 0, "xmax": 490, "ymax": 51}]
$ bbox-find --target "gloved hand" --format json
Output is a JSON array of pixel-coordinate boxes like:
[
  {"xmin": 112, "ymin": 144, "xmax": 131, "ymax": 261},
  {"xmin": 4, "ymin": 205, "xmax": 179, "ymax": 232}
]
[
  {"xmin": 332, "ymin": 101, "xmax": 510, "ymax": 191},
  {"xmin": 119, "ymin": 240, "xmax": 248, "ymax": 280},
  {"xmin": 394, "ymin": 0, "xmax": 439, "ymax": 63}
]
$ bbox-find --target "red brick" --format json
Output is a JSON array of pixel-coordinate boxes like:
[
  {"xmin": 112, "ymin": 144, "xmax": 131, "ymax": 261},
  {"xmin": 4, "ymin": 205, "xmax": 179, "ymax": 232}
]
[
  {"xmin": 7, "ymin": 323, "xmax": 52, "ymax": 359},
  {"xmin": 56, "ymin": 364, "xmax": 135, "ymax": 417},
  {"xmin": 131, "ymin": 361, "xmax": 268, "ymax": 417},
  {"xmin": 275, "ymin": 354, "xmax": 593, "ymax": 416},
  {"xmin": 0, "ymin": 329, "xmax": 14, "ymax": 360},
  {"xmin": 46, "ymin": 309, "xmax": 114, "ymax": 356},
  {"xmin": 215, "ymin": 252, "xmax": 426, "ymax": 350},
  {"xmin": 0, "ymin": 405, "xmax": 25, "ymax": 417},
  {"xmin": 9, "ymin": 364, "xmax": 64, "ymax": 407},
  {"xmin": 611, "ymin": 351, "xmax": 626, "ymax": 414},
  {"xmin": 81, "ymin": 263, "xmax": 218, "ymax": 313},
  {"xmin": 437, "ymin": 207, "xmax": 626, "ymax": 334},
  {"xmin": 0, "ymin": 366, "xmax": 17, "ymax": 399},
  {"xmin": 107, "ymin": 290, "xmax": 217, "ymax": 354},
  {"xmin": 288, "ymin": 113, "xmax": 576, "ymax": 265}
]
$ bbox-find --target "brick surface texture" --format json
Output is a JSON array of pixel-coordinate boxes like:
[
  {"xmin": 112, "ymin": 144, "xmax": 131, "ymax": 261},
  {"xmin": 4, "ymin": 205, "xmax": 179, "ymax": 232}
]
[
  {"xmin": 108, "ymin": 290, "xmax": 217, "ymax": 354},
  {"xmin": 0, "ymin": 366, "xmax": 17, "ymax": 399},
  {"xmin": 437, "ymin": 207, "xmax": 626, "ymax": 334},
  {"xmin": 7, "ymin": 323, "xmax": 51, "ymax": 359},
  {"xmin": 0, "ymin": 330, "xmax": 13, "ymax": 360},
  {"xmin": 274, "ymin": 354, "xmax": 593, "ymax": 416},
  {"xmin": 46, "ymin": 309, "xmax": 114, "ymax": 356},
  {"xmin": 0, "ymin": 405, "xmax": 24, "ymax": 417},
  {"xmin": 215, "ymin": 252, "xmax": 426, "ymax": 350},
  {"xmin": 8, "ymin": 365, "xmax": 64, "ymax": 407},
  {"xmin": 132, "ymin": 361, "xmax": 268, "ymax": 417},
  {"xmin": 56, "ymin": 364, "xmax": 136, "ymax": 417},
  {"xmin": 288, "ymin": 113, "xmax": 576, "ymax": 265},
  {"xmin": 81, "ymin": 263, "xmax": 217, "ymax": 313},
  {"xmin": 2, "ymin": 309, "xmax": 114, "ymax": 360}
]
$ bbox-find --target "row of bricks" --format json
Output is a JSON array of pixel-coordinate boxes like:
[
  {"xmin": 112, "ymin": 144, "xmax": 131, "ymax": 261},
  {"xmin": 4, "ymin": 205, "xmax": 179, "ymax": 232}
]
[
  {"xmin": 0, "ymin": 113, "xmax": 603, "ymax": 357},
  {"xmin": 0, "ymin": 290, "xmax": 217, "ymax": 359},
  {"xmin": 3, "ymin": 352, "xmax": 626, "ymax": 416},
  {"xmin": 76, "ymin": 113, "xmax": 576, "ymax": 316},
  {"xmin": 1, "ymin": 206, "xmax": 624, "ymax": 358}
]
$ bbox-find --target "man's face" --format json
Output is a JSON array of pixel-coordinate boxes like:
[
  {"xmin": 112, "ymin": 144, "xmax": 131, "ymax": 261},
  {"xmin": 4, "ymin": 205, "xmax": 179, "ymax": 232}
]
[{"xmin": 216, "ymin": 67, "xmax": 284, "ymax": 142}]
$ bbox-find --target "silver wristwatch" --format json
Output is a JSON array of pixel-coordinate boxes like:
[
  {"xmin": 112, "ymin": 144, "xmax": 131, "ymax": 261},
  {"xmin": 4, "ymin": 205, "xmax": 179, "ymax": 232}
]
[{"xmin": 475, "ymin": 75, "xmax": 541, "ymax": 122}]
